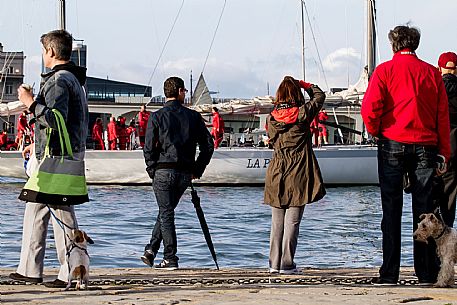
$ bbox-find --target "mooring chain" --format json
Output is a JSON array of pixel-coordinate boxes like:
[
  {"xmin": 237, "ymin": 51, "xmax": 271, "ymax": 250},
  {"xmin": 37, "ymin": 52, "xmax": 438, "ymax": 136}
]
[{"xmin": 2, "ymin": 277, "xmax": 455, "ymax": 286}]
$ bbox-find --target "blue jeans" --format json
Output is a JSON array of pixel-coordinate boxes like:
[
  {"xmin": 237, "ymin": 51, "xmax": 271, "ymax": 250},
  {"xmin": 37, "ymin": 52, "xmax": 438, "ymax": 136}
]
[
  {"xmin": 144, "ymin": 169, "xmax": 191, "ymax": 262},
  {"xmin": 377, "ymin": 139, "xmax": 440, "ymax": 283}
]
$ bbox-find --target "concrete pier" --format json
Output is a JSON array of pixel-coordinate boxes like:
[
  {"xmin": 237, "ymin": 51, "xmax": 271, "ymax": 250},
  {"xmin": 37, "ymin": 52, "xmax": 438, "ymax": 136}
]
[{"xmin": 1, "ymin": 267, "xmax": 456, "ymax": 304}]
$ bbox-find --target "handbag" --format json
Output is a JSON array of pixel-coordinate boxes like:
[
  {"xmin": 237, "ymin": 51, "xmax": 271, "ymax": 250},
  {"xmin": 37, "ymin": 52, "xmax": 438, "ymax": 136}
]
[{"xmin": 18, "ymin": 109, "xmax": 89, "ymax": 205}]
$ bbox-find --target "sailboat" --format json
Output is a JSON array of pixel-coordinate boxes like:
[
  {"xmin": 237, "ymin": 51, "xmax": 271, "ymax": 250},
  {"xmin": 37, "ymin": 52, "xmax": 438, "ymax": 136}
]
[{"xmin": 0, "ymin": 0, "xmax": 379, "ymax": 185}]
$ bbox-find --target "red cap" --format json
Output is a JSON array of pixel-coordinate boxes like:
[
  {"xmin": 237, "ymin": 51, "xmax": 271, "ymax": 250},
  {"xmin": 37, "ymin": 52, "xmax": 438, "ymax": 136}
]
[{"xmin": 438, "ymin": 52, "xmax": 457, "ymax": 69}]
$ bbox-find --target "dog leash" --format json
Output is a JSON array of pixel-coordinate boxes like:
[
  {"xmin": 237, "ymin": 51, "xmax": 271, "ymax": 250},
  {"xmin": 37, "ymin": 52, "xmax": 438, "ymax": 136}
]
[
  {"xmin": 432, "ymin": 206, "xmax": 448, "ymax": 240},
  {"xmin": 45, "ymin": 204, "xmax": 82, "ymax": 280},
  {"xmin": 45, "ymin": 204, "xmax": 75, "ymax": 235}
]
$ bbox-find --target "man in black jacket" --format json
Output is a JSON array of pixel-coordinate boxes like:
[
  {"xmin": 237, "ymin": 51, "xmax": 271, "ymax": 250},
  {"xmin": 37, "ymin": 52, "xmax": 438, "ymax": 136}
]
[
  {"xmin": 438, "ymin": 52, "xmax": 457, "ymax": 227},
  {"xmin": 141, "ymin": 76, "xmax": 214, "ymax": 269}
]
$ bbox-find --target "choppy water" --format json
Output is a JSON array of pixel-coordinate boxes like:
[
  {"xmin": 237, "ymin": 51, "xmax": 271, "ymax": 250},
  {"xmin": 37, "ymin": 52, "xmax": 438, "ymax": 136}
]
[{"xmin": 0, "ymin": 178, "xmax": 426, "ymax": 269}]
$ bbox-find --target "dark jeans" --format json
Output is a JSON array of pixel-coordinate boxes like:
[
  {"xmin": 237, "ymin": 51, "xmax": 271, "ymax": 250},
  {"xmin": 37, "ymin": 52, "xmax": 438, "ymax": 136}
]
[
  {"xmin": 144, "ymin": 169, "xmax": 191, "ymax": 262},
  {"xmin": 377, "ymin": 139, "xmax": 440, "ymax": 283},
  {"xmin": 438, "ymin": 128, "xmax": 457, "ymax": 227}
]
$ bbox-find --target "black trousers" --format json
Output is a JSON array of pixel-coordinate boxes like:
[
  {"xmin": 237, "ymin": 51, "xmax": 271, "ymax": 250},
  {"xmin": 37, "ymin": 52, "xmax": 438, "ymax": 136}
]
[{"xmin": 377, "ymin": 139, "xmax": 440, "ymax": 283}]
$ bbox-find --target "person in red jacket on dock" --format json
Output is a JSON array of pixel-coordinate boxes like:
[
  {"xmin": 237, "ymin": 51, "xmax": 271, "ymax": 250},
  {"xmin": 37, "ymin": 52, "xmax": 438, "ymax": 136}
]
[
  {"xmin": 0, "ymin": 129, "xmax": 7, "ymax": 150},
  {"xmin": 362, "ymin": 25, "xmax": 450, "ymax": 286},
  {"xmin": 310, "ymin": 117, "xmax": 319, "ymax": 147},
  {"xmin": 210, "ymin": 107, "xmax": 224, "ymax": 149},
  {"xmin": 138, "ymin": 105, "xmax": 150, "ymax": 148},
  {"xmin": 126, "ymin": 120, "xmax": 137, "ymax": 150},
  {"xmin": 92, "ymin": 118, "xmax": 105, "ymax": 150},
  {"xmin": 107, "ymin": 116, "xmax": 118, "ymax": 150},
  {"xmin": 317, "ymin": 109, "xmax": 329, "ymax": 146},
  {"xmin": 16, "ymin": 111, "xmax": 30, "ymax": 149},
  {"xmin": 117, "ymin": 116, "xmax": 128, "ymax": 150}
]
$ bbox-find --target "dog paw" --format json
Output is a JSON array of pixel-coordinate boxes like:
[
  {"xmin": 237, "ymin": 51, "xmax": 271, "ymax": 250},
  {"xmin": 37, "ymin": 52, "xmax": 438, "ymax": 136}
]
[{"xmin": 433, "ymin": 282, "xmax": 449, "ymax": 288}]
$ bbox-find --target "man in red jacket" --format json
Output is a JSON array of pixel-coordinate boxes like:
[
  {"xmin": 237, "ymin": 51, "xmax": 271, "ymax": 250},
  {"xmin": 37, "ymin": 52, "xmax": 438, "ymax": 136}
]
[
  {"xmin": 210, "ymin": 107, "xmax": 224, "ymax": 149},
  {"xmin": 138, "ymin": 105, "xmax": 150, "ymax": 148},
  {"xmin": 107, "ymin": 116, "xmax": 118, "ymax": 150},
  {"xmin": 362, "ymin": 25, "xmax": 450, "ymax": 286},
  {"xmin": 16, "ymin": 111, "xmax": 29, "ymax": 148},
  {"xmin": 317, "ymin": 108, "xmax": 329, "ymax": 145},
  {"xmin": 92, "ymin": 118, "xmax": 105, "ymax": 150}
]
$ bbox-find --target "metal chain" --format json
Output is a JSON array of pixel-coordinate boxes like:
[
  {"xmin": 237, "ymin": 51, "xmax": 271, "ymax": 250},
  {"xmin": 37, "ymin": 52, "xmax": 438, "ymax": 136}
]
[{"xmin": 2, "ymin": 277, "xmax": 455, "ymax": 286}]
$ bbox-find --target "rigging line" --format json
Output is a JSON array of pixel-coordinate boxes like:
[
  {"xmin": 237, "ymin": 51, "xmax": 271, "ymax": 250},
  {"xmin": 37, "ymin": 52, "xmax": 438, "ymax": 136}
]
[
  {"xmin": 201, "ymin": 0, "xmax": 227, "ymax": 75},
  {"xmin": 75, "ymin": 0, "xmax": 80, "ymax": 37},
  {"xmin": 302, "ymin": 0, "xmax": 329, "ymax": 90},
  {"xmin": 345, "ymin": 0, "xmax": 349, "ymax": 88},
  {"xmin": 194, "ymin": 0, "xmax": 227, "ymax": 105},
  {"xmin": 143, "ymin": 0, "xmax": 185, "ymax": 96}
]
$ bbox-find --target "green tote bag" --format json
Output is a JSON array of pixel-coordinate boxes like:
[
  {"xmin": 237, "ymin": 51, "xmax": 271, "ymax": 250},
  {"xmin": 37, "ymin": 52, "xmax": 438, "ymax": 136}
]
[{"xmin": 18, "ymin": 109, "xmax": 89, "ymax": 205}]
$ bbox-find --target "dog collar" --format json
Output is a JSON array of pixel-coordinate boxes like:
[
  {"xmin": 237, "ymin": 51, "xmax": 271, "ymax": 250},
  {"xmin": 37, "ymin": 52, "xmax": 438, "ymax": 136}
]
[{"xmin": 435, "ymin": 227, "xmax": 447, "ymax": 240}]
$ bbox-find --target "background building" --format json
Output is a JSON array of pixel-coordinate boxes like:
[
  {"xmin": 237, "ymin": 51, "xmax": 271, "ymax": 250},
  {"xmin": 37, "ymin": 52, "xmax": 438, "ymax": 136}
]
[{"xmin": 0, "ymin": 43, "xmax": 25, "ymax": 137}]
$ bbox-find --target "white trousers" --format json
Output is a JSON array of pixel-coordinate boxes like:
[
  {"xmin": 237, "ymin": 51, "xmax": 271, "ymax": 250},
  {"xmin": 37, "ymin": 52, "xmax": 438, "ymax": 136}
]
[{"xmin": 16, "ymin": 202, "xmax": 78, "ymax": 281}]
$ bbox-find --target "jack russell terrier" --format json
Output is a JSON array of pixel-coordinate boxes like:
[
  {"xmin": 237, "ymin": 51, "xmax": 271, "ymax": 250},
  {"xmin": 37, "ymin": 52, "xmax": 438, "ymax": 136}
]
[{"xmin": 66, "ymin": 229, "xmax": 94, "ymax": 290}]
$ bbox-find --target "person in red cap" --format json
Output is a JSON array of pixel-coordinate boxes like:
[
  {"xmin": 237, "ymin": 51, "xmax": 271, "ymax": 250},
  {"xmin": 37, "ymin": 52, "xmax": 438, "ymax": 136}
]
[
  {"xmin": 437, "ymin": 51, "xmax": 457, "ymax": 227},
  {"xmin": 362, "ymin": 25, "xmax": 450, "ymax": 286}
]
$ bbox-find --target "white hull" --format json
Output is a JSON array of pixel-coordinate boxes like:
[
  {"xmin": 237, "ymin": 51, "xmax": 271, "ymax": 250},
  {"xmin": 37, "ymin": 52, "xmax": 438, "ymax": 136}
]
[{"xmin": 0, "ymin": 145, "xmax": 379, "ymax": 185}]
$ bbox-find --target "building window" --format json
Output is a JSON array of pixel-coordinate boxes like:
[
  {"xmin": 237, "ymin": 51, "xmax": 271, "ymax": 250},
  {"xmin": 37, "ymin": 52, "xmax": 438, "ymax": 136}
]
[
  {"xmin": 5, "ymin": 85, "xmax": 13, "ymax": 95},
  {"xmin": 7, "ymin": 66, "xmax": 13, "ymax": 74}
]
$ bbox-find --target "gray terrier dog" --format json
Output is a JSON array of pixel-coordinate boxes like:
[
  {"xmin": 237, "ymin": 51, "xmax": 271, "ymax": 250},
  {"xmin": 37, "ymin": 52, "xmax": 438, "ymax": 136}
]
[{"xmin": 413, "ymin": 213, "xmax": 457, "ymax": 287}]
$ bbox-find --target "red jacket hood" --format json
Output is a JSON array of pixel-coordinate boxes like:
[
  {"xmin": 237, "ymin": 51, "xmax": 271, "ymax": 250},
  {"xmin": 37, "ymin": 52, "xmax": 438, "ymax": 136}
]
[{"xmin": 271, "ymin": 107, "xmax": 299, "ymax": 124}]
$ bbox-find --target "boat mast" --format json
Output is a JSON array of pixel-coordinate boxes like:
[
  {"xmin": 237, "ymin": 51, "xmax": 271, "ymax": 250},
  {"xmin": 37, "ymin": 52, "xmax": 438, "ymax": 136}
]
[
  {"xmin": 300, "ymin": 0, "xmax": 306, "ymax": 80},
  {"xmin": 367, "ymin": 0, "xmax": 376, "ymax": 76},
  {"xmin": 59, "ymin": 0, "xmax": 66, "ymax": 30},
  {"xmin": 190, "ymin": 70, "xmax": 193, "ymax": 104}
]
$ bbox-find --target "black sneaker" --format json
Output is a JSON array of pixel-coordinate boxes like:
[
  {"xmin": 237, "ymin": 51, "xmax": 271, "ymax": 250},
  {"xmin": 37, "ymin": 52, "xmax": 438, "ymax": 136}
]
[
  {"xmin": 371, "ymin": 277, "xmax": 397, "ymax": 286},
  {"xmin": 43, "ymin": 279, "xmax": 68, "ymax": 288},
  {"xmin": 155, "ymin": 259, "xmax": 178, "ymax": 270},
  {"xmin": 9, "ymin": 272, "xmax": 43, "ymax": 284},
  {"xmin": 141, "ymin": 250, "xmax": 156, "ymax": 267}
]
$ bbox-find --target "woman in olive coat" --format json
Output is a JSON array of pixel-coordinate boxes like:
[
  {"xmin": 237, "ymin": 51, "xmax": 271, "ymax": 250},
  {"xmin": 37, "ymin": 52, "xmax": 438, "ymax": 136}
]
[{"xmin": 264, "ymin": 76, "xmax": 326, "ymax": 274}]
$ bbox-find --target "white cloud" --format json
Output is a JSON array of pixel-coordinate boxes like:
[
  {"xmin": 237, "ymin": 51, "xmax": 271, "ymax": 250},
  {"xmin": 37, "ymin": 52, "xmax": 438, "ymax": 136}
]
[{"xmin": 322, "ymin": 48, "xmax": 361, "ymax": 72}]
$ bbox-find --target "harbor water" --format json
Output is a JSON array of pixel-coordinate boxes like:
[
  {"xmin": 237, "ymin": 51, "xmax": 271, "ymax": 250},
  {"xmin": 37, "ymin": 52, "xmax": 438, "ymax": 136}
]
[{"xmin": 0, "ymin": 178, "xmax": 426, "ymax": 270}]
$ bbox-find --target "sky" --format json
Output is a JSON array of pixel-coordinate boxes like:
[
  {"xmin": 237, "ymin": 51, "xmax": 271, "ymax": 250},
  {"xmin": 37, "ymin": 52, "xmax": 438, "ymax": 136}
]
[{"xmin": 1, "ymin": 0, "xmax": 457, "ymax": 98}]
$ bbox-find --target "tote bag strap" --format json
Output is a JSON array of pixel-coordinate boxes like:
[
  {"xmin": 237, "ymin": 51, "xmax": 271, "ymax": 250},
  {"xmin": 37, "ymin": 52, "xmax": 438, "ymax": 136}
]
[{"xmin": 51, "ymin": 109, "xmax": 74, "ymax": 159}]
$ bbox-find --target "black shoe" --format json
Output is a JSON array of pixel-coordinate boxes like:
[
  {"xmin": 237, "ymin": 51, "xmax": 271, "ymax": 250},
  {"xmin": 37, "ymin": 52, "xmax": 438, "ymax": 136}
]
[
  {"xmin": 43, "ymin": 279, "xmax": 68, "ymax": 288},
  {"xmin": 371, "ymin": 277, "xmax": 397, "ymax": 286},
  {"xmin": 155, "ymin": 259, "xmax": 178, "ymax": 270},
  {"xmin": 9, "ymin": 272, "xmax": 43, "ymax": 283},
  {"xmin": 141, "ymin": 250, "xmax": 156, "ymax": 267}
]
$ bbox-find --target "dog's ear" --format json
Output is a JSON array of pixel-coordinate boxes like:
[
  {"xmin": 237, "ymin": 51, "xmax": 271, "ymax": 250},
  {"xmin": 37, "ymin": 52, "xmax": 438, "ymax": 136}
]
[
  {"xmin": 419, "ymin": 214, "xmax": 427, "ymax": 220},
  {"xmin": 84, "ymin": 232, "xmax": 94, "ymax": 244}
]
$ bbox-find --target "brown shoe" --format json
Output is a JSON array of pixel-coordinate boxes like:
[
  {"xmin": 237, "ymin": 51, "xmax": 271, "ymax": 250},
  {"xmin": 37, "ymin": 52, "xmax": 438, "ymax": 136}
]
[
  {"xmin": 43, "ymin": 279, "xmax": 68, "ymax": 288},
  {"xmin": 9, "ymin": 272, "xmax": 43, "ymax": 283}
]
